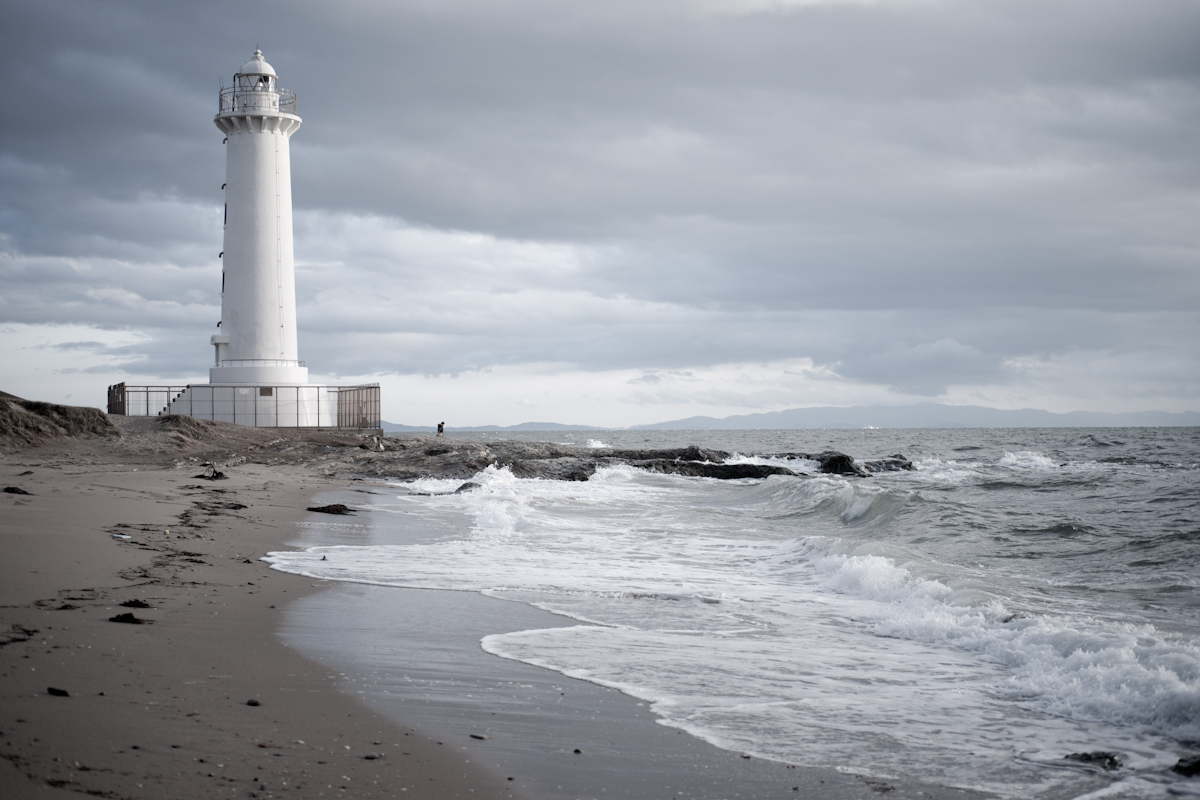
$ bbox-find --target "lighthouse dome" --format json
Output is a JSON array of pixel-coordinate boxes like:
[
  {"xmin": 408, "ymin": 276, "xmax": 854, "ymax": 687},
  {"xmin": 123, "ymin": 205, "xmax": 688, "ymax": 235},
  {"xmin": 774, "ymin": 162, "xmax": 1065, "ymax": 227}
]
[{"xmin": 238, "ymin": 49, "xmax": 277, "ymax": 77}]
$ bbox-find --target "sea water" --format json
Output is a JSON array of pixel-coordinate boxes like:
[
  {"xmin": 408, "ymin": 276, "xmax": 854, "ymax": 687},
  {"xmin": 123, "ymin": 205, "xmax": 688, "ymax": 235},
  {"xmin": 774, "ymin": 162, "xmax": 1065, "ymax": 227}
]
[{"xmin": 266, "ymin": 427, "xmax": 1200, "ymax": 798}]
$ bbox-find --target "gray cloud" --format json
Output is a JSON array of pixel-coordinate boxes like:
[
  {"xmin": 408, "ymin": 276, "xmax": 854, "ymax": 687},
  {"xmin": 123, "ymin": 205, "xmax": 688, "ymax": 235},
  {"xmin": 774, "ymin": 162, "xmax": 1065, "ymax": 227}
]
[{"xmin": 1, "ymin": 0, "xmax": 1198, "ymax": 412}]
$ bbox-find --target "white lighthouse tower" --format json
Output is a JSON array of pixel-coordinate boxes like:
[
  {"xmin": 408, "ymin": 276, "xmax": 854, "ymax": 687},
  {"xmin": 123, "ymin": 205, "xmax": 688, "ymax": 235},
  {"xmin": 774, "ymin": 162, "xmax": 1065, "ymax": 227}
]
[
  {"xmin": 210, "ymin": 48, "xmax": 307, "ymax": 386},
  {"xmin": 111, "ymin": 50, "xmax": 379, "ymax": 429}
]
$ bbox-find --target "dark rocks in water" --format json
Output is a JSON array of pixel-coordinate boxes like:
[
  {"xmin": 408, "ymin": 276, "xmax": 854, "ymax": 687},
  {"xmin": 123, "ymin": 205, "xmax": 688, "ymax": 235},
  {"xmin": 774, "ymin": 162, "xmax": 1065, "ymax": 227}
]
[
  {"xmin": 811, "ymin": 451, "xmax": 870, "ymax": 477},
  {"xmin": 454, "ymin": 482, "xmax": 483, "ymax": 493},
  {"xmin": 307, "ymin": 503, "xmax": 355, "ymax": 515},
  {"xmin": 1064, "ymin": 751, "xmax": 1123, "ymax": 771},
  {"xmin": 861, "ymin": 454, "xmax": 916, "ymax": 473},
  {"xmin": 330, "ymin": 432, "xmax": 905, "ymax": 486},
  {"xmin": 637, "ymin": 460, "xmax": 798, "ymax": 480},
  {"xmin": 108, "ymin": 612, "xmax": 146, "ymax": 624},
  {"xmin": 760, "ymin": 451, "xmax": 872, "ymax": 477},
  {"xmin": 119, "ymin": 599, "xmax": 153, "ymax": 609},
  {"xmin": 1174, "ymin": 756, "xmax": 1200, "ymax": 777},
  {"xmin": 3, "ymin": 486, "xmax": 32, "ymax": 495},
  {"xmin": 46, "ymin": 687, "xmax": 70, "ymax": 697},
  {"xmin": 595, "ymin": 446, "xmax": 730, "ymax": 464},
  {"xmin": 498, "ymin": 457, "xmax": 599, "ymax": 482},
  {"xmin": 758, "ymin": 450, "xmax": 917, "ymax": 477},
  {"xmin": 246, "ymin": 699, "xmax": 260, "ymax": 707}
]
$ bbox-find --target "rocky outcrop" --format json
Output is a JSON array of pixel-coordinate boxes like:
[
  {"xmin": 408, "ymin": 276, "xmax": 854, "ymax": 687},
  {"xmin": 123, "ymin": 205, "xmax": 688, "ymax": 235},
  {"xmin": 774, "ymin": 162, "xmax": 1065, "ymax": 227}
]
[
  {"xmin": 861, "ymin": 454, "xmax": 916, "ymax": 472},
  {"xmin": 635, "ymin": 460, "xmax": 798, "ymax": 480},
  {"xmin": 755, "ymin": 451, "xmax": 915, "ymax": 476},
  {"xmin": 314, "ymin": 436, "xmax": 912, "ymax": 485}
]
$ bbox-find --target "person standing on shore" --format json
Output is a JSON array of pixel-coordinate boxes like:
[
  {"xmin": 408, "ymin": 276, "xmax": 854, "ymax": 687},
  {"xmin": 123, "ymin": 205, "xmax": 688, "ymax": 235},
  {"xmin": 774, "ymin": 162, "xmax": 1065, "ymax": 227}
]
[{"xmin": 436, "ymin": 422, "xmax": 445, "ymax": 437}]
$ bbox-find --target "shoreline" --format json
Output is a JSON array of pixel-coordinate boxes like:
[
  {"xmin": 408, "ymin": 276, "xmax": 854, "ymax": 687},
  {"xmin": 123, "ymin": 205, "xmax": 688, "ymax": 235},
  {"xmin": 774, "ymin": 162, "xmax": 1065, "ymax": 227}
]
[{"xmin": 274, "ymin": 483, "xmax": 988, "ymax": 800}]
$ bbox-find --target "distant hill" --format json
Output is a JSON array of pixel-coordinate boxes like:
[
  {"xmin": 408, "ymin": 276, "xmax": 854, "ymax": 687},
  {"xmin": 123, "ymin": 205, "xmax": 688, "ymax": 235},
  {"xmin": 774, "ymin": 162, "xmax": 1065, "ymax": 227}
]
[
  {"xmin": 381, "ymin": 420, "xmax": 607, "ymax": 433},
  {"xmin": 382, "ymin": 404, "xmax": 1200, "ymax": 433},
  {"xmin": 631, "ymin": 403, "xmax": 1200, "ymax": 430}
]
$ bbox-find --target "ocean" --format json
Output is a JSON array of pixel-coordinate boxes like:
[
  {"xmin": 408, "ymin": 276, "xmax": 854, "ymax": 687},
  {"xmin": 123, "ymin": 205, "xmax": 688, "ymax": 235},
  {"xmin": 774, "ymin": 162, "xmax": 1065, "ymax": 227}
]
[{"xmin": 266, "ymin": 427, "xmax": 1200, "ymax": 798}]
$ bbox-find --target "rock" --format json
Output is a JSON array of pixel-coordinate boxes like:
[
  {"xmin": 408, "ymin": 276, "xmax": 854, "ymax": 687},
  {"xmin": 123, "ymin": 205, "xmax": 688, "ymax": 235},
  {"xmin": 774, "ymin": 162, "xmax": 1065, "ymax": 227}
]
[
  {"xmin": 596, "ymin": 446, "xmax": 730, "ymax": 463},
  {"xmin": 108, "ymin": 612, "xmax": 146, "ymax": 624},
  {"xmin": 119, "ymin": 599, "xmax": 152, "ymax": 609},
  {"xmin": 46, "ymin": 687, "xmax": 69, "ymax": 697},
  {"xmin": 1064, "ymin": 751, "xmax": 1122, "ymax": 771},
  {"xmin": 454, "ymin": 482, "xmax": 482, "ymax": 494},
  {"xmin": 246, "ymin": 699, "xmax": 260, "ymax": 707},
  {"xmin": 469, "ymin": 734, "xmax": 488, "ymax": 740},
  {"xmin": 759, "ymin": 451, "xmax": 872, "ymax": 477},
  {"xmin": 812, "ymin": 451, "xmax": 871, "ymax": 477},
  {"xmin": 307, "ymin": 504, "xmax": 355, "ymax": 515},
  {"xmin": 637, "ymin": 460, "xmax": 798, "ymax": 480},
  {"xmin": 1173, "ymin": 756, "xmax": 1200, "ymax": 777},
  {"xmin": 861, "ymin": 454, "xmax": 916, "ymax": 472},
  {"xmin": 363, "ymin": 752, "xmax": 381, "ymax": 759},
  {"xmin": 3, "ymin": 486, "xmax": 32, "ymax": 495}
]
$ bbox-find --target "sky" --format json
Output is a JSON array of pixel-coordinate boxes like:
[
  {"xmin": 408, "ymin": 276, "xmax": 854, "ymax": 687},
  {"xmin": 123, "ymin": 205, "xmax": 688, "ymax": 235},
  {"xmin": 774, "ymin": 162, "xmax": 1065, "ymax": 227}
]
[{"xmin": 1, "ymin": 0, "xmax": 1198, "ymax": 427}]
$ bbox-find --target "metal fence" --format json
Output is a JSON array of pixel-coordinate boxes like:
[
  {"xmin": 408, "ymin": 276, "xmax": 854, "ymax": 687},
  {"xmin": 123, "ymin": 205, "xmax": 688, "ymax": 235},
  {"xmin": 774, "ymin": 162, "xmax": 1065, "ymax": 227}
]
[
  {"xmin": 106, "ymin": 382, "xmax": 380, "ymax": 431},
  {"xmin": 219, "ymin": 87, "xmax": 297, "ymax": 115}
]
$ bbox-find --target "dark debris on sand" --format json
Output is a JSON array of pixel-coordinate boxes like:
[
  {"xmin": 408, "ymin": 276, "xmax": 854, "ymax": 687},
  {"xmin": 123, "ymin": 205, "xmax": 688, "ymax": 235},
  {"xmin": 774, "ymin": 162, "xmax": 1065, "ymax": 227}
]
[{"xmin": 307, "ymin": 503, "xmax": 355, "ymax": 515}]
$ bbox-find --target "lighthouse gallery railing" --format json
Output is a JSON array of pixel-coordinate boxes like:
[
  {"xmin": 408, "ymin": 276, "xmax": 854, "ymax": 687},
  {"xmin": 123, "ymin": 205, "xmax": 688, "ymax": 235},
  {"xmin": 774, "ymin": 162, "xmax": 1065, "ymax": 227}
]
[{"xmin": 218, "ymin": 87, "xmax": 297, "ymax": 116}]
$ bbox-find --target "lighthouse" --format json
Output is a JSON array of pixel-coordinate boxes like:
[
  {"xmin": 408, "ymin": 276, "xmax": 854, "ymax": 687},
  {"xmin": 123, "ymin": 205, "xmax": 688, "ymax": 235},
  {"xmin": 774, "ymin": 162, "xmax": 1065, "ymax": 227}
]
[
  {"xmin": 210, "ymin": 49, "xmax": 307, "ymax": 386},
  {"xmin": 109, "ymin": 50, "xmax": 380, "ymax": 429}
]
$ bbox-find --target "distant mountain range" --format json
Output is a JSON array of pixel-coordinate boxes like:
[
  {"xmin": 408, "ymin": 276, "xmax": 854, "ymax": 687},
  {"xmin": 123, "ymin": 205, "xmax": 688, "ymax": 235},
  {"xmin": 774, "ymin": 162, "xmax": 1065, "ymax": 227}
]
[
  {"xmin": 629, "ymin": 404, "xmax": 1200, "ymax": 430},
  {"xmin": 384, "ymin": 403, "xmax": 1200, "ymax": 432}
]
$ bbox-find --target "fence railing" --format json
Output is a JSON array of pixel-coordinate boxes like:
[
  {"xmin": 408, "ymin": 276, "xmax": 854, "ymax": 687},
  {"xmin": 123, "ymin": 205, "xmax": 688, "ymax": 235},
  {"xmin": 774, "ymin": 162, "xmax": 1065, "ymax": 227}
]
[
  {"xmin": 106, "ymin": 382, "xmax": 380, "ymax": 431},
  {"xmin": 219, "ymin": 87, "xmax": 297, "ymax": 115}
]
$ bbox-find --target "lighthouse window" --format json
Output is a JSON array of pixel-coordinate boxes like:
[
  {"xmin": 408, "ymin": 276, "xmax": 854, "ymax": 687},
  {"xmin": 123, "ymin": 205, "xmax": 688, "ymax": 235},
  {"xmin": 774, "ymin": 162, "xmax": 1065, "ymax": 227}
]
[{"xmin": 259, "ymin": 387, "xmax": 273, "ymax": 397}]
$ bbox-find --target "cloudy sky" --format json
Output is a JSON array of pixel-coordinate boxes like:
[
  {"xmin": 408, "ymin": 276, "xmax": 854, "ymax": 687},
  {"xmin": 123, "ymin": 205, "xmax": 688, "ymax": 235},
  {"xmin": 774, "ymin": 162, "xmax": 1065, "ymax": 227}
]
[{"xmin": 2, "ymin": 0, "xmax": 1198, "ymax": 426}]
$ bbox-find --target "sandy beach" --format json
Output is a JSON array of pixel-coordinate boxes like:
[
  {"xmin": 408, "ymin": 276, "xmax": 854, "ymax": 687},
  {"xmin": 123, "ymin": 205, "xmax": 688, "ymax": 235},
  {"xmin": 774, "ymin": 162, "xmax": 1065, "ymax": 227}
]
[
  {"xmin": 1, "ymin": 402, "xmax": 987, "ymax": 800},
  {"xmin": 0, "ymin": 433, "xmax": 522, "ymax": 799}
]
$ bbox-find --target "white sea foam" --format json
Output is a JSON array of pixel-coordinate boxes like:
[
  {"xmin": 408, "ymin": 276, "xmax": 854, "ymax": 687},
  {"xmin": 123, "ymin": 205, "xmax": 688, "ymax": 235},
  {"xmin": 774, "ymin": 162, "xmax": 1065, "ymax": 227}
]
[
  {"xmin": 998, "ymin": 450, "xmax": 1061, "ymax": 471},
  {"xmin": 586, "ymin": 439, "xmax": 608, "ymax": 448},
  {"xmin": 267, "ymin": 459, "xmax": 1200, "ymax": 798}
]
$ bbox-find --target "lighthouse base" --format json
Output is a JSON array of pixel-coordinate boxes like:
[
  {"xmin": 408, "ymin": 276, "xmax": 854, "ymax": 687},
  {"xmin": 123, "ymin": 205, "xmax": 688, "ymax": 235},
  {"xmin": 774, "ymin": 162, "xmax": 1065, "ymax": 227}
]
[{"xmin": 106, "ymin": 382, "xmax": 381, "ymax": 431}]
